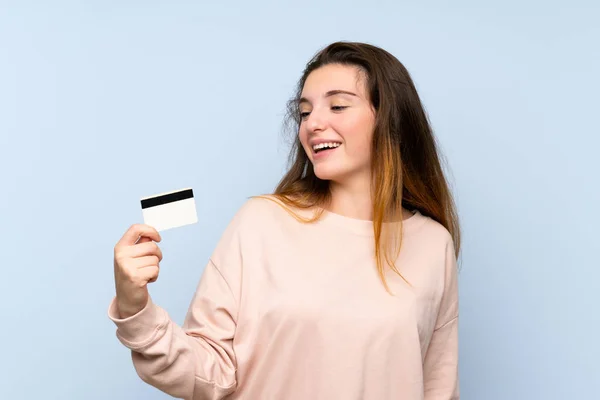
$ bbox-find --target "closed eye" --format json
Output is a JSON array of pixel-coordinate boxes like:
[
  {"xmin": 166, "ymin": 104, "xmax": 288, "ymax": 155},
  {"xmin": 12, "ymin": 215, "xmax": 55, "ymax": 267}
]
[{"xmin": 299, "ymin": 106, "xmax": 348, "ymax": 120}]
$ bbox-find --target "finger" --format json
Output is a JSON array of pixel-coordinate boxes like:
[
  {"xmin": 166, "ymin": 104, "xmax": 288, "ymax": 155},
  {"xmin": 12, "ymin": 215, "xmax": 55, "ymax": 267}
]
[
  {"xmin": 133, "ymin": 255, "xmax": 160, "ymax": 269},
  {"xmin": 140, "ymin": 265, "xmax": 159, "ymax": 284},
  {"xmin": 119, "ymin": 224, "xmax": 161, "ymax": 246},
  {"xmin": 129, "ymin": 241, "xmax": 163, "ymax": 261}
]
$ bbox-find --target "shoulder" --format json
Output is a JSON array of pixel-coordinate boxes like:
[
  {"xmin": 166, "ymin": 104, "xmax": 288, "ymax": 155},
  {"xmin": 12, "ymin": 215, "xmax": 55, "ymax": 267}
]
[
  {"xmin": 410, "ymin": 211, "xmax": 457, "ymax": 261},
  {"xmin": 208, "ymin": 196, "xmax": 285, "ymax": 266},
  {"xmin": 421, "ymin": 216, "xmax": 459, "ymax": 283},
  {"xmin": 410, "ymin": 211, "xmax": 451, "ymax": 240},
  {"xmin": 216, "ymin": 194, "xmax": 301, "ymax": 242},
  {"xmin": 403, "ymin": 213, "xmax": 459, "ymax": 299},
  {"xmin": 229, "ymin": 194, "xmax": 293, "ymax": 228}
]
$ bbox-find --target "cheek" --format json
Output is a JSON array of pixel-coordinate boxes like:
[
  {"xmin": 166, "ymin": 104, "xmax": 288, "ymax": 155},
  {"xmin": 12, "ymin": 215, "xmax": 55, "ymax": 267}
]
[
  {"xmin": 299, "ymin": 128, "xmax": 307, "ymax": 143},
  {"xmin": 298, "ymin": 127, "xmax": 312, "ymax": 156},
  {"xmin": 337, "ymin": 119, "xmax": 373, "ymax": 157}
]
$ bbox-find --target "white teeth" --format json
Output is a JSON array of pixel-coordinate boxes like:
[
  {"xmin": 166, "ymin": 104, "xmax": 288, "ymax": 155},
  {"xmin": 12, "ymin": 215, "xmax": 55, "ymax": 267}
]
[{"xmin": 312, "ymin": 142, "xmax": 341, "ymax": 151}]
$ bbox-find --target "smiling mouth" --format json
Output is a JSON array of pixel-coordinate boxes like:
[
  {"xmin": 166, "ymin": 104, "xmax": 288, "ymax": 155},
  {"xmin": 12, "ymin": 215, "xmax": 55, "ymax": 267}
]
[{"xmin": 312, "ymin": 142, "xmax": 342, "ymax": 153}]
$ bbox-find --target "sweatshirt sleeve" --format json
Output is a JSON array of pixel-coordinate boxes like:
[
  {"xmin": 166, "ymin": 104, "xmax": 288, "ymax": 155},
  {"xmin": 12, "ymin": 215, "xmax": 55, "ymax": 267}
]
[
  {"xmin": 108, "ymin": 258, "xmax": 238, "ymax": 400},
  {"xmin": 422, "ymin": 237, "xmax": 460, "ymax": 399}
]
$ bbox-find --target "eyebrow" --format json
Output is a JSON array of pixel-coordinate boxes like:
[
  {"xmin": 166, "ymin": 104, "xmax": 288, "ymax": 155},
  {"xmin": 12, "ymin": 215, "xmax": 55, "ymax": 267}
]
[{"xmin": 298, "ymin": 90, "xmax": 357, "ymax": 105}]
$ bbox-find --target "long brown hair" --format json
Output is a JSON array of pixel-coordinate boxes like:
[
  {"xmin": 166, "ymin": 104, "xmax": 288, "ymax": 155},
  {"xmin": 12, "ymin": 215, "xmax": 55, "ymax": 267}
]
[{"xmin": 259, "ymin": 41, "xmax": 460, "ymax": 292}]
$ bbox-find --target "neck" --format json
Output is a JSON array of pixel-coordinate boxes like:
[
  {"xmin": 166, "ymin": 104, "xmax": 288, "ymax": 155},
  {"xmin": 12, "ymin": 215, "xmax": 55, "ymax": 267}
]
[
  {"xmin": 328, "ymin": 178, "xmax": 373, "ymax": 220},
  {"xmin": 326, "ymin": 176, "xmax": 413, "ymax": 222}
]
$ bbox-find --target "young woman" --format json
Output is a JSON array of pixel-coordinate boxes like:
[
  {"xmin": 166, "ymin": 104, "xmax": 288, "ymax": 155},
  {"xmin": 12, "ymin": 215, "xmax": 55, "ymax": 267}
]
[{"xmin": 109, "ymin": 41, "xmax": 461, "ymax": 399}]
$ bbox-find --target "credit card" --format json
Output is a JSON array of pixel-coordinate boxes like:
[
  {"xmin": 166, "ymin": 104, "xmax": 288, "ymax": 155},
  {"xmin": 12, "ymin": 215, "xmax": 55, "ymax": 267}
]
[{"xmin": 140, "ymin": 187, "xmax": 198, "ymax": 232}]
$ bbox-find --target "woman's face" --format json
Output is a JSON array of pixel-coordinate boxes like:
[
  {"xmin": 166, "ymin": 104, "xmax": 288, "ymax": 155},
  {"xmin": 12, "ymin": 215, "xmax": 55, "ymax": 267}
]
[{"xmin": 298, "ymin": 64, "xmax": 376, "ymax": 186}]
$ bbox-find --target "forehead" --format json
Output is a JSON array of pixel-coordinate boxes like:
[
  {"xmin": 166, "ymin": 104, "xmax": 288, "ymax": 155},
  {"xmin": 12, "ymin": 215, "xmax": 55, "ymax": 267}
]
[{"xmin": 300, "ymin": 64, "xmax": 367, "ymax": 97}]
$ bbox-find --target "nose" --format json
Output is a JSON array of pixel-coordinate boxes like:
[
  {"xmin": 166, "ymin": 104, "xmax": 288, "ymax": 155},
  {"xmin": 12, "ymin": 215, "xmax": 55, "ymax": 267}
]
[{"xmin": 305, "ymin": 108, "xmax": 327, "ymax": 133}]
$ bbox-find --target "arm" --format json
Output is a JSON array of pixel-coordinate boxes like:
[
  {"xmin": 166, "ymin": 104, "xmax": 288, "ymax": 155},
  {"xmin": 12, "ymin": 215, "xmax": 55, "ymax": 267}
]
[
  {"xmin": 108, "ymin": 259, "xmax": 238, "ymax": 400},
  {"xmin": 423, "ymin": 238, "xmax": 460, "ymax": 399}
]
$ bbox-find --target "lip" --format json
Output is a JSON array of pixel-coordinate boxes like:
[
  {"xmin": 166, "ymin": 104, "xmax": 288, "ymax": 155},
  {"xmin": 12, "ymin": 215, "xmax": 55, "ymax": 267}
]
[
  {"xmin": 312, "ymin": 143, "xmax": 342, "ymax": 160},
  {"xmin": 309, "ymin": 138, "xmax": 342, "ymax": 147}
]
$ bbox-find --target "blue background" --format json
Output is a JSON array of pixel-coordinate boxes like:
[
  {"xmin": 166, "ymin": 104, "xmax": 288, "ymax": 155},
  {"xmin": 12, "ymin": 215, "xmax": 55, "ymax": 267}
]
[{"xmin": 1, "ymin": 1, "xmax": 598, "ymax": 398}]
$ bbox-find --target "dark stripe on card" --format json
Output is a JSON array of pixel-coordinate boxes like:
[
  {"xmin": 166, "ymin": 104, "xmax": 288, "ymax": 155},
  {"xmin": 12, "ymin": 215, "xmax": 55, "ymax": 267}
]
[{"xmin": 141, "ymin": 189, "xmax": 194, "ymax": 209}]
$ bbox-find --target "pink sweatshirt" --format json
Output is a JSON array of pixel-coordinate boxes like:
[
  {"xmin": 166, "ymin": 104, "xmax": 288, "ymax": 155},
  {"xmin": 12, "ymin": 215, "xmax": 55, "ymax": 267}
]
[{"xmin": 108, "ymin": 197, "xmax": 459, "ymax": 399}]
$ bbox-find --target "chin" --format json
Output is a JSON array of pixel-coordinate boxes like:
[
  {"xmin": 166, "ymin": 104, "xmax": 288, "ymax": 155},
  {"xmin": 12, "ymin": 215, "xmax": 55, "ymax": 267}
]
[{"xmin": 312, "ymin": 164, "xmax": 348, "ymax": 182}]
